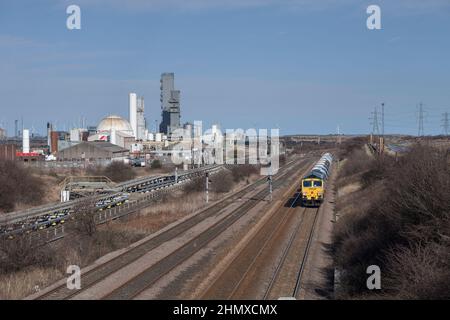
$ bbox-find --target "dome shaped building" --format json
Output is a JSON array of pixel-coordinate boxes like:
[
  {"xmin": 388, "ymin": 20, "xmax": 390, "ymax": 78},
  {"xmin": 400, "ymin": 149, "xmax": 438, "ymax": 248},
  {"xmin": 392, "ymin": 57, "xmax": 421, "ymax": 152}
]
[
  {"xmin": 88, "ymin": 115, "xmax": 135, "ymax": 148},
  {"xmin": 97, "ymin": 115, "xmax": 134, "ymax": 134}
]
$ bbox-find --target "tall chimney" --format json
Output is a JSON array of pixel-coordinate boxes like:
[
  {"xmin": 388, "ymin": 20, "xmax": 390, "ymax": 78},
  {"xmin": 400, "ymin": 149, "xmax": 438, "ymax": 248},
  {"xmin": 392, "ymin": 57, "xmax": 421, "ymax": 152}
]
[
  {"xmin": 129, "ymin": 93, "xmax": 137, "ymax": 139},
  {"xmin": 23, "ymin": 129, "xmax": 30, "ymax": 153},
  {"xmin": 47, "ymin": 122, "xmax": 52, "ymax": 150}
]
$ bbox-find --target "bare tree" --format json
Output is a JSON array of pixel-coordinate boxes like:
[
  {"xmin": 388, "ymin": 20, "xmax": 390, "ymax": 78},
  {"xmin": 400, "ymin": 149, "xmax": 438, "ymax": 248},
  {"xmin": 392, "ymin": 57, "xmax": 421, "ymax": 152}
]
[
  {"xmin": 0, "ymin": 235, "xmax": 56, "ymax": 273},
  {"xmin": 70, "ymin": 197, "xmax": 98, "ymax": 237}
]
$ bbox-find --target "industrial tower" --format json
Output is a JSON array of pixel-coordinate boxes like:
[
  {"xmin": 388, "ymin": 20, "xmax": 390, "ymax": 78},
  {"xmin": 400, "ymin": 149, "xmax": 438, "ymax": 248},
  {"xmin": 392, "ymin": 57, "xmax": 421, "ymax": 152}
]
[{"xmin": 159, "ymin": 73, "xmax": 181, "ymax": 138}]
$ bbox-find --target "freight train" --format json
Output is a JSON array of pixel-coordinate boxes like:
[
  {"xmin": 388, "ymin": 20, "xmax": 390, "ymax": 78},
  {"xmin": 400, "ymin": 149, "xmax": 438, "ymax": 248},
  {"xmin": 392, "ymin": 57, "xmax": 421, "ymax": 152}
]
[{"xmin": 301, "ymin": 153, "xmax": 333, "ymax": 207}]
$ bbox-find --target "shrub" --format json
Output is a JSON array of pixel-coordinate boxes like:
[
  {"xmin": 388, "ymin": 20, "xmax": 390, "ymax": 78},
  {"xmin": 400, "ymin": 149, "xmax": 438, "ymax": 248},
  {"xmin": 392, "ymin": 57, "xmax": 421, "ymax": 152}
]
[
  {"xmin": 69, "ymin": 197, "xmax": 98, "ymax": 237},
  {"xmin": 0, "ymin": 161, "xmax": 44, "ymax": 212},
  {"xmin": 151, "ymin": 160, "xmax": 162, "ymax": 169},
  {"xmin": 339, "ymin": 148, "xmax": 372, "ymax": 178},
  {"xmin": 211, "ymin": 171, "xmax": 234, "ymax": 193},
  {"xmin": 102, "ymin": 161, "xmax": 135, "ymax": 183},
  {"xmin": 231, "ymin": 164, "xmax": 259, "ymax": 183},
  {"xmin": 183, "ymin": 176, "xmax": 205, "ymax": 193},
  {"xmin": 333, "ymin": 144, "xmax": 450, "ymax": 299},
  {"xmin": 0, "ymin": 235, "xmax": 57, "ymax": 273}
]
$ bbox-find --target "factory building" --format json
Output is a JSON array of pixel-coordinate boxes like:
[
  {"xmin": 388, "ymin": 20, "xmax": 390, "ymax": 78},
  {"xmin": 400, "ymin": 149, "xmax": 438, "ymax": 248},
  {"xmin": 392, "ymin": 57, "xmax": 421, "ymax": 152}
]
[
  {"xmin": 50, "ymin": 131, "xmax": 70, "ymax": 153},
  {"xmin": 70, "ymin": 128, "xmax": 88, "ymax": 142},
  {"xmin": 159, "ymin": 73, "xmax": 181, "ymax": 138},
  {"xmin": 57, "ymin": 141, "xmax": 129, "ymax": 162}
]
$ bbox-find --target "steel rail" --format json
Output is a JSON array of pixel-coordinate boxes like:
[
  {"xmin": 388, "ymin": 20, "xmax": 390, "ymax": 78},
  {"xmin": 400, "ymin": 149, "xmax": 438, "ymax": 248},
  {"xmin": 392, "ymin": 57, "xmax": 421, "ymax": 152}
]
[{"xmin": 36, "ymin": 160, "xmax": 302, "ymax": 300}]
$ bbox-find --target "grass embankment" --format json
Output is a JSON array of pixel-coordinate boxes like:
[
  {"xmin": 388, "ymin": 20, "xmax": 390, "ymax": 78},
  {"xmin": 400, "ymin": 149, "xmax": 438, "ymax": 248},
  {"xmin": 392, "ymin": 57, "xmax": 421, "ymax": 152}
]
[{"xmin": 333, "ymin": 140, "xmax": 450, "ymax": 299}]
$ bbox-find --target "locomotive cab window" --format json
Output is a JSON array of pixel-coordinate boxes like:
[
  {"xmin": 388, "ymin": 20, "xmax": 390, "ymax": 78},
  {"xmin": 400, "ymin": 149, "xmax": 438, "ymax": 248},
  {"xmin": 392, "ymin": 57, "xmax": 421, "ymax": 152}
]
[
  {"xmin": 303, "ymin": 181, "xmax": 312, "ymax": 187},
  {"xmin": 313, "ymin": 181, "xmax": 322, "ymax": 187}
]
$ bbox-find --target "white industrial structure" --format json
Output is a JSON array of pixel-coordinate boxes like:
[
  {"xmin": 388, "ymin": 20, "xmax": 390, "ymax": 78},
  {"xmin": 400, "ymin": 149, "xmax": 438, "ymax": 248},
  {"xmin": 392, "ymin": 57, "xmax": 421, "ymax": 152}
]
[
  {"xmin": 136, "ymin": 96, "xmax": 146, "ymax": 141},
  {"xmin": 129, "ymin": 92, "xmax": 138, "ymax": 139},
  {"xmin": 22, "ymin": 129, "xmax": 30, "ymax": 153},
  {"xmin": 70, "ymin": 128, "xmax": 86, "ymax": 142}
]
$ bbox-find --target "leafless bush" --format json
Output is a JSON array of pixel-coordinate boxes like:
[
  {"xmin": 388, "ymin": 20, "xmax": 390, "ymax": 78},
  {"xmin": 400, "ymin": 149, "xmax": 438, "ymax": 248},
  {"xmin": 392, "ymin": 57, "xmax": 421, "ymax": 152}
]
[
  {"xmin": 231, "ymin": 164, "xmax": 260, "ymax": 183},
  {"xmin": 102, "ymin": 161, "xmax": 136, "ymax": 182},
  {"xmin": 333, "ymin": 144, "xmax": 450, "ymax": 299},
  {"xmin": 0, "ymin": 235, "xmax": 57, "ymax": 274},
  {"xmin": 339, "ymin": 148, "xmax": 373, "ymax": 178},
  {"xmin": 69, "ymin": 197, "xmax": 98, "ymax": 237},
  {"xmin": 0, "ymin": 161, "xmax": 44, "ymax": 212},
  {"xmin": 183, "ymin": 176, "xmax": 205, "ymax": 193},
  {"xmin": 211, "ymin": 171, "xmax": 234, "ymax": 193},
  {"xmin": 337, "ymin": 137, "xmax": 367, "ymax": 160},
  {"xmin": 384, "ymin": 242, "xmax": 450, "ymax": 299},
  {"xmin": 150, "ymin": 159, "xmax": 162, "ymax": 169},
  {"xmin": 85, "ymin": 165, "xmax": 103, "ymax": 176}
]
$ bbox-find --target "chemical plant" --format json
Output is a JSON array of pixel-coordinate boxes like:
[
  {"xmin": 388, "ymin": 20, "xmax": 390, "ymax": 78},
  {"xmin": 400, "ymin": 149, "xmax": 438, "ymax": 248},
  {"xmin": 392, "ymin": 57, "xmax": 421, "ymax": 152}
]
[{"xmin": 0, "ymin": 73, "xmax": 202, "ymax": 167}]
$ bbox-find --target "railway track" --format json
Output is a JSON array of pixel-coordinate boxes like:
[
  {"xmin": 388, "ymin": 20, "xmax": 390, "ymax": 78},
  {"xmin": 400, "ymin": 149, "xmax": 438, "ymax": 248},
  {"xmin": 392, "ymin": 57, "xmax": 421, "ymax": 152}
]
[
  {"xmin": 199, "ymin": 176, "xmax": 320, "ymax": 300},
  {"xmin": 264, "ymin": 207, "xmax": 320, "ymax": 299},
  {"xmin": 102, "ymin": 161, "xmax": 308, "ymax": 300},
  {"xmin": 35, "ymin": 158, "xmax": 309, "ymax": 300}
]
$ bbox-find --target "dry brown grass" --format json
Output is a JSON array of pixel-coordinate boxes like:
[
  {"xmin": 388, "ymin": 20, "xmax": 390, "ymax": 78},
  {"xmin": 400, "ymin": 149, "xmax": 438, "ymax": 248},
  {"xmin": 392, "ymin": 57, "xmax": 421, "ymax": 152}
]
[
  {"xmin": 110, "ymin": 192, "xmax": 214, "ymax": 234},
  {"xmin": 0, "ymin": 267, "xmax": 63, "ymax": 300},
  {"xmin": 109, "ymin": 171, "xmax": 260, "ymax": 235}
]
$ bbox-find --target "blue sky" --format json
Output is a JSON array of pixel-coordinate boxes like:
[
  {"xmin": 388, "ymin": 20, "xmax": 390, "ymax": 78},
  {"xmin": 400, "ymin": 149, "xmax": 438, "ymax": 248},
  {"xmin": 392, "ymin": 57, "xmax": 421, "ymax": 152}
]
[{"xmin": 0, "ymin": 0, "xmax": 449, "ymax": 136}]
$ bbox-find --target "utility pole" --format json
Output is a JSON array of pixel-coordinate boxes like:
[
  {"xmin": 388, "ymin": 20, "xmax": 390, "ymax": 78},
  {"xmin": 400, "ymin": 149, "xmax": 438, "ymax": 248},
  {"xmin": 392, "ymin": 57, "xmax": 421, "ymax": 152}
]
[
  {"xmin": 442, "ymin": 112, "xmax": 449, "ymax": 137},
  {"xmin": 418, "ymin": 103, "xmax": 424, "ymax": 137},
  {"xmin": 381, "ymin": 102, "xmax": 385, "ymax": 137}
]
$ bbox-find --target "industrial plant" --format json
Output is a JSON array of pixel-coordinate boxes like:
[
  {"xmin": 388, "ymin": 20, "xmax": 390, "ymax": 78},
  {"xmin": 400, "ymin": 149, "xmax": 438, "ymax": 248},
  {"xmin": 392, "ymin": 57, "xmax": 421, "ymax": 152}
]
[{"xmin": 0, "ymin": 73, "xmax": 195, "ymax": 165}]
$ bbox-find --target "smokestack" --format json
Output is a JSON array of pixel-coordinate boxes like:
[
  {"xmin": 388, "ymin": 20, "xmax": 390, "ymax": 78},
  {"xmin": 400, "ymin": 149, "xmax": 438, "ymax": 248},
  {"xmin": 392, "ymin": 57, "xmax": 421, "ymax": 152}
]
[
  {"xmin": 47, "ymin": 122, "xmax": 52, "ymax": 149},
  {"xmin": 23, "ymin": 129, "xmax": 30, "ymax": 153},
  {"xmin": 129, "ymin": 93, "xmax": 137, "ymax": 139}
]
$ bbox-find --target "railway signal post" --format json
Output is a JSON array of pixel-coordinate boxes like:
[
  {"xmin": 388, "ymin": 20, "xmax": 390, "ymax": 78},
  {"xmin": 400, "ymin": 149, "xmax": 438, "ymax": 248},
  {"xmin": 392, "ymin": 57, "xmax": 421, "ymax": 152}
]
[
  {"xmin": 268, "ymin": 175, "xmax": 273, "ymax": 202},
  {"xmin": 175, "ymin": 167, "xmax": 178, "ymax": 183},
  {"xmin": 205, "ymin": 172, "xmax": 212, "ymax": 203}
]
